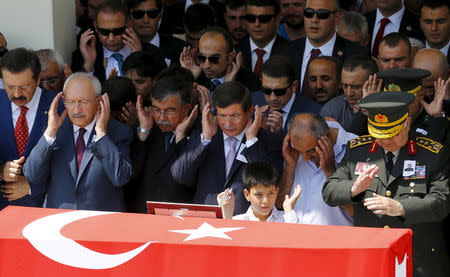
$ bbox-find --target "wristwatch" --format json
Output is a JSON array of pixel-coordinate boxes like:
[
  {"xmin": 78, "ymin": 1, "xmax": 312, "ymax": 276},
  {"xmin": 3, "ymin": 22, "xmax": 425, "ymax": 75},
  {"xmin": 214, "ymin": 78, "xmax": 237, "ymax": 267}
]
[
  {"xmin": 433, "ymin": 111, "xmax": 446, "ymax": 118},
  {"xmin": 137, "ymin": 127, "xmax": 151, "ymax": 134}
]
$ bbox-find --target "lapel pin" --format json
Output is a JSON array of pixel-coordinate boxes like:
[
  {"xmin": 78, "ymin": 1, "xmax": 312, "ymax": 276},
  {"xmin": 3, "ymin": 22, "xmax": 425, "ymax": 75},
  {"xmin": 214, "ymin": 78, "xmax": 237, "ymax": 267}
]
[
  {"xmin": 406, "ymin": 26, "xmax": 412, "ymax": 31},
  {"xmin": 44, "ymin": 111, "xmax": 48, "ymax": 114},
  {"xmin": 337, "ymin": 51, "xmax": 343, "ymax": 56}
]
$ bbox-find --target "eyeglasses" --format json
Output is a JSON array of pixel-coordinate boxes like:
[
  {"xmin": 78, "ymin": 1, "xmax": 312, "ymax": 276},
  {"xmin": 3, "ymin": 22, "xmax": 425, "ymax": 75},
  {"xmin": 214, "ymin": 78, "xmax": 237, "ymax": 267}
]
[
  {"xmin": 130, "ymin": 9, "xmax": 160, "ymax": 19},
  {"xmin": 5, "ymin": 85, "xmax": 32, "ymax": 92},
  {"xmin": 215, "ymin": 113, "xmax": 244, "ymax": 122},
  {"xmin": 40, "ymin": 77, "xmax": 61, "ymax": 87},
  {"xmin": 304, "ymin": 8, "xmax": 336, "ymax": 19},
  {"xmin": 195, "ymin": 53, "xmax": 221, "ymax": 65},
  {"xmin": 262, "ymin": 85, "xmax": 291, "ymax": 96},
  {"xmin": 64, "ymin": 100, "xmax": 95, "ymax": 108},
  {"xmin": 245, "ymin": 14, "xmax": 275, "ymax": 24},
  {"xmin": 0, "ymin": 46, "xmax": 8, "ymax": 57},
  {"xmin": 97, "ymin": 26, "xmax": 126, "ymax": 36}
]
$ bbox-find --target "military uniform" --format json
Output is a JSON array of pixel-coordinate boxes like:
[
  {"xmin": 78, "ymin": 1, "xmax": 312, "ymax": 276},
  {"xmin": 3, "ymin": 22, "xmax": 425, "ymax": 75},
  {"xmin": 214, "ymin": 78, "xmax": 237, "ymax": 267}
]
[{"xmin": 322, "ymin": 91, "xmax": 450, "ymax": 276}]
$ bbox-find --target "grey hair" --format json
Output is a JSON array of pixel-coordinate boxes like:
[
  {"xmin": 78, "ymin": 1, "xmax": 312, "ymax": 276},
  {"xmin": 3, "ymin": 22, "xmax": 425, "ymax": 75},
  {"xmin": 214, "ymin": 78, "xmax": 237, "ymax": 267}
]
[
  {"xmin": 337, "ymin": 11, "xmax": 369, "ymax": 41},
  {"xmin": 310, "ymin": 114, "xmax": 329, "ymax": 138},
  {"xmin": 35, "ymin": 49, "xmax": 65, "ymax": 73},
  {"xmin": 408, "ymin": 37, "xmax": 425, "ymax": 50},
  {"xmin": 63, "ymin": 72, "xmax": 102, "ymax": 97}
]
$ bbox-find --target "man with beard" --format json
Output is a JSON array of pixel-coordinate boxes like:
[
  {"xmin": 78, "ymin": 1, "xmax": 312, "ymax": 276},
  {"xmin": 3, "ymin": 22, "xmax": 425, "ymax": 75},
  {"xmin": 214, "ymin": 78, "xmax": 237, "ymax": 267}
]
[
  {"xmin": 278, "ymin": 0, "xmax": 306, "ymax": 41},
  {"xmin": 224, "ymin": 0, "xmax": 248, "ymax": 46},
  {"xmin": 320, "ymin": 55, "xmax": 378, "ymax": 130},
  {"xmin": 306, "ymin": 56, "xmax": 341, "ymax": 105}
]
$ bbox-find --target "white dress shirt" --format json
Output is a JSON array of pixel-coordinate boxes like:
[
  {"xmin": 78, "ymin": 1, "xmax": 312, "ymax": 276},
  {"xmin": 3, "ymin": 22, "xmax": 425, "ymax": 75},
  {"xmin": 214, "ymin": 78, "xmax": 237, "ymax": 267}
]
[
  {"xmin": 45, "ymin": 118, "xmax": 97, "ymax": 146},
  {"xmin": 11, "ymin": 87, "xmax": 42, "ymax": 134},
  {"xmin": 371, "ymin": 6, "xmax": 405, "ymax": 49},
  {"xmin": 0, "ymin": 78, "xmax": 3, "ymax": 89},
  {"xmin": 148, "ymin": 32, "xmax": 160, "ymax": 47},
  {"xmin": 103, "ymin": 45, "xmax": 132, "ymax": 77},
  {"xmin": 300, "ymin": 33, "xmax": 336, "ymax": 88},
  {"xmin": 426, "ymin": 40, "xmax": 450, "ymax": 56},
  {"xmin": 233, "ymin": 206, "xmax": 298, "ymax": 223},
  {"xmin": 291, "ymin": 121, "xmax": 357, "ymax": 226},
  {"xmin": 250, "ymin": 36, "xmax": 276, "ymax": 71},
  {"xmin": 281, "ymin": 93, "xmax": 295, "ymax": 129},
  {"xmin": 184, "ymin": 0, "xmax": 209, "ymax": 11}
]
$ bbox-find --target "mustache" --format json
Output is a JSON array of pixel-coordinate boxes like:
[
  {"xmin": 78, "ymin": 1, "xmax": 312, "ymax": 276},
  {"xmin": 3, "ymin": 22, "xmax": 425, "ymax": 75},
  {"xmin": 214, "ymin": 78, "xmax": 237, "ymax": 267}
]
[
  {"xmin": 156, "ymin": 120, "xmax": 171, "ymax": 126},
  {"xmin": 11, "ymin": 96, "xmax": 27, "ymax": 101},
  {"xmin": 314, "ymin": 88, "xmax": 327, "ymax": 94},
  {"xmin": 71, "ymin": 113, "xmax": 86, "ymax": 118}
]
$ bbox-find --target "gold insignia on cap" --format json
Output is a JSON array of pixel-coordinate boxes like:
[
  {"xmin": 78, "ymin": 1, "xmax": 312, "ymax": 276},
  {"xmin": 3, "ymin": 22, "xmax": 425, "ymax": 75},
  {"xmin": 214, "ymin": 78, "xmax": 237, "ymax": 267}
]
[
  {"xmin": 386, "ymin": 83, "xmax": 401, "ymax": 91},
  {"xmin": 374, "ymin": 114, "xmax": 389, "ymax": 124}
]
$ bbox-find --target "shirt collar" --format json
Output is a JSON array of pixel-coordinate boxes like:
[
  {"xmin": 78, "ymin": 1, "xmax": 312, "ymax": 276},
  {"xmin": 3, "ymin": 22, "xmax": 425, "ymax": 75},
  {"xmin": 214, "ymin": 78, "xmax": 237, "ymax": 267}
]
[
  {"xmin": 326, "ymin": 120, "xmax": 356, "ymax": 163},
  {"xmin": 250, "ymin": 36, "xmax": 277, "ymax": 54},
  {"xmin": 305, "ymin": 33, "xmax": 336, "ymax": 56},
  {"xmin": 11, "ymin": 87, "xmax": 42, "ymax": 114},
  {"xmin": 103, "ymin": 45, "xmax": 132, "ymax": 59},
  {"xmin": 212, "ymin": 77, "xmax": 225, "ymax": 84},
  {"xmin": 148, "ymin": 32, "xmax": 161, "ymax": 47},
  {"xmin": 185, "ymin": 0, "xmax": 210, "ymax": 11},
  {"xmin": 222, "ymin": 127, "xmax": 246, "ymax": 142},
  {"xmin": 282, "ymin": 93, "xmax": 296, "ymax": 114},
  {"xmin": 426, "ymin": 40, "xmax": 450, "ymax": 54},
  {"xmin": 375, "ymin": 5, "xmax": 405, "ymax": 25},
  {"xmin": 73, "ymin": 116, "xmax": 97, "ymax": 135},
  {"xmin": 243, "ymin": 206, "xmax": 283, "ymax": 221}
]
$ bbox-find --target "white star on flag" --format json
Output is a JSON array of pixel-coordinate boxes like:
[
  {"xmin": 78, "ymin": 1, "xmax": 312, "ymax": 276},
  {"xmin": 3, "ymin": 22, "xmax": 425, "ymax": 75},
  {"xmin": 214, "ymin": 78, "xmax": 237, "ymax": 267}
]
[{"xmin": 169, "ymin": 222, "xmax": 244, "ymax": 241}]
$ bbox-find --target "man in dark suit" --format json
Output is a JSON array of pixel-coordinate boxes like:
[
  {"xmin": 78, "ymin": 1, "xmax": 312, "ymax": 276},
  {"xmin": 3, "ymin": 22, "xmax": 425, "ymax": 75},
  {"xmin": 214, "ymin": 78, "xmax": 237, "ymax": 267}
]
[
  {"xmin": 24, "ymin": 73, "xmax": 133, "ymax": 211},
  {"xmin": 127, "ymin": 0, "xmax": 188, "ymax": 66},
  {"xmin": 180, "ymin": 27, "xmax": 261, "ymax": 93},
  {"xmin": 171, "ymin": 81, "xmax": 283, "ymax": 214},
  {"xmin": 283, "ymin": 0, "xmax": 369, "ymax": 98},
  {"xmin": 365, "ymin": 0, "xmax": 424, "ymax": 57},
  {"xmin": 127, "ymin": 68, "xmax": 197, "ymax": 213},
  {"xmin": 420, "ymin": 0, "xmax": 450, "ymax": 65},
  {"xmin": 0, "ymin": 48, "xmax": 58, "ymax": 210},
  {"xmin": 252, "ymin": 55, "xmax": 321, "ymax": 135},
  {"xmin": 237, "ymin": 0, "xmax": 288, "ymax": 75}
]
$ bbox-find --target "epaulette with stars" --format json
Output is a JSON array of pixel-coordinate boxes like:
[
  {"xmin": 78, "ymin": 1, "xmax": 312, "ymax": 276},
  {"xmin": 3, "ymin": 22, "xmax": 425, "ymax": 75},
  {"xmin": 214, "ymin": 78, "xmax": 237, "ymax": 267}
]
[
  {"xmin": 416, "ymin": 137, "xmax": 443, "ymax": 154},
  {"xmin": 349, "ymin": 135, "xmax": 374, "ymax": 149}
]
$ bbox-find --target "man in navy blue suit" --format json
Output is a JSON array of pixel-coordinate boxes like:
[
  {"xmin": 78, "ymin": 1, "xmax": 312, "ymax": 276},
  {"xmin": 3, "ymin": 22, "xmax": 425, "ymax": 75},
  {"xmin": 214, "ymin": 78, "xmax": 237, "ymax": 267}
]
[
  {"xmin": 171, "ymin": 81, "xmax": 283, "ymax": 214},
  {"xmin": 0, "ymin": 48, "xmax": 58, "ymax": 209}
]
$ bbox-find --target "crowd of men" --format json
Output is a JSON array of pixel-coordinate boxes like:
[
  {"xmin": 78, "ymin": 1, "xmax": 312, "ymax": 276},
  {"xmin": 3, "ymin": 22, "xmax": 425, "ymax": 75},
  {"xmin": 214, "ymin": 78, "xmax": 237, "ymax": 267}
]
[{"xmin": 1, "ymin": 0, "xmax": 450, "ymax": 275}]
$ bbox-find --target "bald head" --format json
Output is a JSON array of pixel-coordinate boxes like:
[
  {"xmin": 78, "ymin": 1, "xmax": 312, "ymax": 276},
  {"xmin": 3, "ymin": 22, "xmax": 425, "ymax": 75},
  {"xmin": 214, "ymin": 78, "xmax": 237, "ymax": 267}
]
[
  {"xmin": 413, "ymin": 48, "xmax": 449, "ymax": 100},
  {"xmin": 289, "ymin": 113, "xmax": 329, "ymax": 141}
]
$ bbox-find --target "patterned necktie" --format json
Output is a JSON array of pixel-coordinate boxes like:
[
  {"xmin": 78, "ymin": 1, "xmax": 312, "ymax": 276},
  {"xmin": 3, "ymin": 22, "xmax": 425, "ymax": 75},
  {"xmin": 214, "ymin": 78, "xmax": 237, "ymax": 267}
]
[
  {"xmin": 386, "ymin": 151, "xmax": 394, "ymax": 175},
  {"xmin": 76, "ymin": 128, "xmax": 87, "ymax": 170},
  {"xmin": 111, "ymin": 53, "xmax": 124, "ymax": 76},
  {"xmin": 210, "ymin": 79, "xmax": 222, "ymax": 114},
  {"xmin": 225, "ymin": 136, "xmax": 238, "ymax": 177},
  {"xmin": 371, "ymin": 17, "xmax": 391, "ymax": 57},
  {"xmin": 15, "ymin": 106, "xmax": 29, "ymax": 156},
  {"xmin": 301, "ymin": 48, "xmax": 321, "ymax": 98},
  {"xmin": 253, "ymin": 48, "xmax": 266, "ymax": 76},
  {"xmin": 163, "ymin": 132, "xmax": 173, "ymax": 152}
]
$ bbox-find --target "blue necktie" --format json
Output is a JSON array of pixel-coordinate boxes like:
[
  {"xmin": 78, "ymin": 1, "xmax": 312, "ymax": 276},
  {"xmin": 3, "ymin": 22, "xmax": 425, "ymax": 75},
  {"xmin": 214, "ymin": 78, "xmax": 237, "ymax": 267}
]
[
  {"xmin": 210, "ymin": 79, "xmax": 221, "ymax": 114},
  {"xmin": 111, "ymin": 53, "xmax": 124, "ymax": 76}
]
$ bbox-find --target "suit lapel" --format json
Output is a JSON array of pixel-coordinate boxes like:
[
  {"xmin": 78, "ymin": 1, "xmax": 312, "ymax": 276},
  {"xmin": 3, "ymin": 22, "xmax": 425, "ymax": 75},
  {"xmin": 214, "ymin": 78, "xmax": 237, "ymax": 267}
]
[
  {"xmin": 58, "ymin": 120, "xmax": 78, "ymax": 183},
  {"xmin": 332, "ymin": 36, "xmax": 346, "ymax": 63},
  {"xmin": 240, "ymin": 37, "xmax": 252, "ymax": 72},
  {"xmin": 24, "ymin": 91, "xmax": 49, "ymax": 157},
  {"xmin": 367, "ymin": 147, "xmax": 389, "ymax": 187},
  {"xmin": 388, "ymin": 146, "xmax": 407, "ymax": 185},
  {"xmin": 0, "ymin": 94, "xmax": 18, "ymax": 157},
  {"xmin": 76, "ymin": 128, "xmax": 95, "ymax": 186}
]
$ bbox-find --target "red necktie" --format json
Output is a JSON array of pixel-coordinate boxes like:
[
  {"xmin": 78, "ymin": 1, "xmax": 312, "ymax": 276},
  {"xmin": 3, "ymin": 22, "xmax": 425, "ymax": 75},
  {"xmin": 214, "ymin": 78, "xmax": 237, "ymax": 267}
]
[
  {"xmin": 253, "ymin": 48, "xmax": 266, "ymax": 76},
  {"xmin": 15, "ymin": 106, "xmax": 29, "ymax": 156},
  {"xmin": 76, "ymin": 128, "xmax": 87, "ymax": 170},
  {"xmin": 371, "ymin": 17, "xmax": 391, "ymax": 57},
  {"xmin": 301, "ymin": 48, "xmax": 321, "ymax": 98}
]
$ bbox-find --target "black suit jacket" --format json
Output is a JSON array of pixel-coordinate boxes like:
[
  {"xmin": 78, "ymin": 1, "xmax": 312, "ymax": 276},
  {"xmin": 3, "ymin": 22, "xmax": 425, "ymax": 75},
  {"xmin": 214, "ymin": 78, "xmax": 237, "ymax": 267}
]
[
  {"xmin": 196, "ymin": 69, "xmax": 262, "ymax": 92},
  {"xmin": 125, "ymin": 127, "xmax": 195, "ymax": 213},
  {"xmin": 365, "ymin": 8, "xmax": 425, "ymax": 52},
  {"xmin": 237, "ymin": 35, "xmax": 289, "ymax": 73},
  {"xmin": 71, "ymin": 40, "xmax": 107, "ymax": 83},
  {"xmin": 283, "ymin": 35, "xmax": 369, "ymax": 79},
  {"xmin": 171, "ymin": 128, "xmax": 283, "ymax": 215},
  {"xmin": 142, "ymin": 33, "xmax": 187, "ymax": 66},
  {"xmin": 159, "ymin": 0, "xmax": 225, "ymax": 35}
]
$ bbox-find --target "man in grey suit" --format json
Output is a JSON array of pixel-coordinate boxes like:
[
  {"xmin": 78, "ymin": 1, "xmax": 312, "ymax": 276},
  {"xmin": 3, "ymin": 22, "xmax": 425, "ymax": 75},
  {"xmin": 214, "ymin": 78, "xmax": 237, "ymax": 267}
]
[{"xmin": 24, "ymin": 73, "xmax": 133, "ymax": 211}]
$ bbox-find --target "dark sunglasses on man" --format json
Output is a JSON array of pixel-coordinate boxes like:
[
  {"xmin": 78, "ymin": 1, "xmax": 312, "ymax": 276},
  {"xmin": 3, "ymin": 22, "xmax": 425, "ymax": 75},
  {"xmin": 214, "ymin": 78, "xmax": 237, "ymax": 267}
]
[
  {"xmin": 0, "ymin": 46, "xmax": 8, "ymax": 57},
  {"xmin": 304, "ymin": 8, "xmax": 336, "ymax": 20},
  {"xmin": 262, "ymin": 84, "xmax": 291, "ymax": 96},
  {"xmin": 97, "ymin": 26, "xmax": 126, "ymax": 36},
  {"xmin": 245, "ymin": 14, "xmax": 275, "ymax": 24},
  {"xmin": 195, "ymin": 53, "xmax": 221, "ymax": 66},
  {"xmin": 130, "ymin": 9, "xmax": 160, "ymax": 19}
]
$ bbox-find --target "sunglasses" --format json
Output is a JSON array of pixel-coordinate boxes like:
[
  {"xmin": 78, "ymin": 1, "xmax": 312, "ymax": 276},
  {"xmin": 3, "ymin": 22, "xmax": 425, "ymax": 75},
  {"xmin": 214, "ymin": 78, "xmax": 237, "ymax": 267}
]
[
  {"xmin": 195, "ymin": 53, "xmax": 221, "ymax": 65},
  {"xmin": 304, "ymin": 8, "xmax": 336, "ymax": 19},
  {"xmin": 130, "ymin": 9, "xmax": 160, "ymax": 19},
  {"xmin": 262, "ymin": 85, "xmax": 291, "ymax": 96},
  {"xmin": 97, "ymin": 26, "xmax": 126, "ymax": 36},
  {"xmin": 245, "ymin": 14, "xmax": 275, "ymax": 24},
  {"xmin": 0, "ymin": 46, "xmax": 8, "ymax": 57}
]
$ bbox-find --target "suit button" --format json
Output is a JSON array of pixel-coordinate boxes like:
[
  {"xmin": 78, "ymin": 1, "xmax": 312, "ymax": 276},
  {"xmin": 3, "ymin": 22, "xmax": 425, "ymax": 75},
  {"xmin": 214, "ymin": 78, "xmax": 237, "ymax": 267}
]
[
  {"xmin": 385, "ymin": 190, "xmax": 392, "ymax": 197},
  {"xmin": 432, "ymin": 248, "xmax": 435, "ymax": 252},
  {"xmin": 384, "ymin": 225, "xmax": 389, "ymax": 229},
  {"xmin": 410, "ymin": 189, "xmax": 415, "ymax": 193},
  {"xmin": 409, "ymin": 182, "xmax": 415, "ymax": 188}
]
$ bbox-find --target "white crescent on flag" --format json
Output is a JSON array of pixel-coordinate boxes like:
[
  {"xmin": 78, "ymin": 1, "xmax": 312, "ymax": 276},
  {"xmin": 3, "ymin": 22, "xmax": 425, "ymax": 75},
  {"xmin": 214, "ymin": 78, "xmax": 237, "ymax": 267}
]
[{"xmin": 22, "ymin": 210, "xmax": 154, "ymax": 269}]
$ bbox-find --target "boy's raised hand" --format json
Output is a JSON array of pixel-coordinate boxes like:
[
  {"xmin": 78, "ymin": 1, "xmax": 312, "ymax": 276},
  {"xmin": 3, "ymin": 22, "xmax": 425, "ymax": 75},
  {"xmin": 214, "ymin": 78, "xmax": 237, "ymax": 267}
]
[
  {"xmin": 283, "ymin": 184, "xmax": 302, "ymax": 213},
  {"xmin": 217, "ymin": 188, "xmax": 235, "ymax": 219}
]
